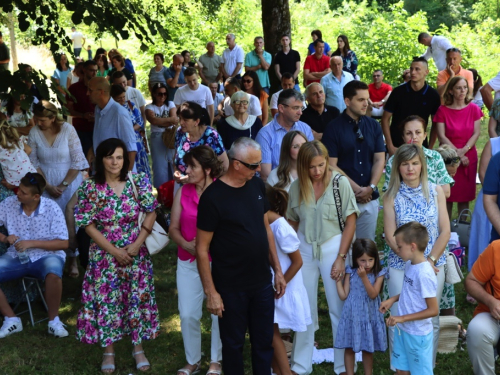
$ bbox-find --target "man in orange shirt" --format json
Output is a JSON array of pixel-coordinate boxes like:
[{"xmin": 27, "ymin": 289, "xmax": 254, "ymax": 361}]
[
  {"xmin": 436, "ymin": 48, "xmax": 473, "ymax": 96},
  {"xmin": 466, "ymin": 240, "xmax": 500, "ymax": 374}
]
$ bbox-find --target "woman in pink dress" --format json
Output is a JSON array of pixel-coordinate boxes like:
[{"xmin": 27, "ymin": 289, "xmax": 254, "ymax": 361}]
[{"xmin": 434, "ymin": 76, "xmax": 483, "ymax": 219}]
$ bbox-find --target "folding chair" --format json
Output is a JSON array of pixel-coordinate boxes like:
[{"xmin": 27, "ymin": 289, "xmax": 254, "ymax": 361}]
[{"xmin": 12, "ymin": 277, "xmax": 48, "ymax": 326}]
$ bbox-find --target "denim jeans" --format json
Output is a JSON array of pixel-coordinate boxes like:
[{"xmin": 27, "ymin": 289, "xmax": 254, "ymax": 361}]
[
  {"xmin": 150, "ymin": 132, "xmax": 175, "ymax": 188},
  {"xmin": 0, "ymin": 254, "xmax": 64, "ymax": 282},
  {"xmin": 218, "ymin": 283, "xmax": 275, "ymax": 375},
  {"xmin": 74, "ymin": 48, "xmax": 82, "ymax": 57}
]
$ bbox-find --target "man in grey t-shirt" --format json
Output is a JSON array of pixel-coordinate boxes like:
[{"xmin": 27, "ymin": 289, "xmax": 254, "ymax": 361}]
[{"xmin": 198, "ymin": 42, "xmax": 222, "ymax": 85}]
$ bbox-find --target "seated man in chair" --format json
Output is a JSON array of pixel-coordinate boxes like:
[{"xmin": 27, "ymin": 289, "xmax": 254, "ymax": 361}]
[{"xmin": 0, "ymin": 173, "xmax": 69, "ymax": 339}]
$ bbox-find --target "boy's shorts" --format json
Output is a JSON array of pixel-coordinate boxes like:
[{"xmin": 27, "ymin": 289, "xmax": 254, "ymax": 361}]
[{"xmin": 392, "ymin": 329, "xmax": 433, "ymax": 374}]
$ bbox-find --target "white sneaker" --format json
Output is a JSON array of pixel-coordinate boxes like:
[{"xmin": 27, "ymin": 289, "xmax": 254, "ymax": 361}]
[
  {"xmin": 48, "ymin": 320, "xmax": 68, "ymax": 338},
  {"xmin": 0, "ymin": 318, "xmax": 23, "ymax": 338}
]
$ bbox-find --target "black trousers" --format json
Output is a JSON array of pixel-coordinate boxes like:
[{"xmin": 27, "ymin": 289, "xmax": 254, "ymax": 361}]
[{"xmin": 218, "ymin": 283, "xmax": 275, "ymax": 375}]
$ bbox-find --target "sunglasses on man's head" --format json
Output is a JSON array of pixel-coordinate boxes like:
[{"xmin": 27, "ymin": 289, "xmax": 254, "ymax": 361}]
[
  {"xmin": 233, "ymin": 158, "xmax": 261, "ymax": 170},
  {"xmin": 353, "ymin": 126, "xmax": 364, "ymax": 142},
  {"xmin": 25, "ymin": 172, "xmax": 41, "ymax": 194},
  {"xmin": 444, "ymin": 156, "xmax": 460, "ymax": 165}
]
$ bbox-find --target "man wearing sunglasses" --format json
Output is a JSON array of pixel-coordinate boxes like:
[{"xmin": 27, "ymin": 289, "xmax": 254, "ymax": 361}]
[
  {"xmin": 323, "ymin": 80, "xmax": 385, "ymax": 241},
  {"xmin": 196, "ymin": 137, "xmax": 286, "ymax": 374},
  {"xmin": 0, "ymin": 173, "xmax": 69, "ymax": 339}
]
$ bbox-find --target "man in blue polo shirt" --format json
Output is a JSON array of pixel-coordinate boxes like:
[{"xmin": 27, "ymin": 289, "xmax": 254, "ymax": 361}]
[
  {"xmin": 322, "ymin": 80, "xmax": 385, "ymax": 241},
  {"xmin": 255, "ymin": 89, "xmax": 314, "ymax": 181},
  {"xmin": 165, "ymin": 54, "xmax": 187, "ymax": 101},
  {"xmin": 244, "ymin": 36, "xmax": 272, "ymax": 94}
]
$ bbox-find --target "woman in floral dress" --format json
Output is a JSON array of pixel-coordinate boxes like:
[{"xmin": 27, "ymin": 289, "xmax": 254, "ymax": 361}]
[{"xmin": 75, "ymin": 138, "xmax": 159, "ymax": 373}]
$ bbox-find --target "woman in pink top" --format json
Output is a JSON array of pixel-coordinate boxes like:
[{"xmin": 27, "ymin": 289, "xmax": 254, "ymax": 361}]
[
  {"xmin": 169, "ymin": 145, "xmax": 225, "ymax": 375},
  {"xmin": 434, "ymin": 76, "xmax": 483, "ymax": 219}
]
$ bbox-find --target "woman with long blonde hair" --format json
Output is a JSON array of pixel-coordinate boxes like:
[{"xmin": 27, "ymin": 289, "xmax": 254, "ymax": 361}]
[
  {"xmin": 287, "ymin": 140, "xmax": 359, "ymax": 374},
  {"xmin": 383, "ymin": 143, "xmax": 450, "ymax": 371}
]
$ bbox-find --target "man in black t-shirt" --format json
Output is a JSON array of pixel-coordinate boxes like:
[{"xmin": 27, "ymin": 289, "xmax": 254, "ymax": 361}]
[
  {"xmin": 381, "ymin": 57, "xmax": 441, "ymax": 156},
  {"xmin": 274, "ymin": 34, "xmax": 301, "ymax": 91},
  {"xmin": 197, "ymin": 137, "xmax": 285, "ymax": 375},
  {"xmin": 0, "ymin": 32, "xmax": 10, "ymax": 71}
]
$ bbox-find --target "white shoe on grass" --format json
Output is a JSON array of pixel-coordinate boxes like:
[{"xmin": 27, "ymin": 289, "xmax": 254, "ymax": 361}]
[
  {"xmin": 0, "ymin": 318, "xmax": 23, "ymax": 338},
  {"xmin": 48, "ymin": 319, "xmax": 68, "ymax": 338}
]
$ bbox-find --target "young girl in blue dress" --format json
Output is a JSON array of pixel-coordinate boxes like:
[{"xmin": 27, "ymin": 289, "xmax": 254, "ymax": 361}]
[
  {"xmin": 266, "ymin": 184, "xmax": 311, "ymax": 375},
  {"xmin": 335, "ymin": 238, "xmax": 387, "ymax": 375}
]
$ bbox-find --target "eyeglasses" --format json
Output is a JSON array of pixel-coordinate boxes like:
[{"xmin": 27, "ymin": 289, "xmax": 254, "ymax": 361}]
[
  {"xmin": 353, "ymin": 126, "xmax": 364, "ymax": 142},
  {"xmin": 25, "ymin": 172, "xmax": 41, "ymax": 194},
  {"xmin": 444, "ymin": 156, "xmax": 460, "ymax": 165},
  {"xmin": 233, "ymin": 100, "xmax": 249, "ymax": 105},
  {"xmin": 242, "ymin": 79, "xmax": 253, "ymax": 84},
  {"xmin": 281, "ymin": 103, "xmax": 303, "ymax": 111},
  {"xmin": 157, "ymin": 92, "xmax": 168, "ymax": 97},
  {"xmin": 233, "ymin": 158, "xmax": 262, "ymax": 170},
  {"xmin": 34, "ymin": 102, "xmax": 58, "ymax": 115}
]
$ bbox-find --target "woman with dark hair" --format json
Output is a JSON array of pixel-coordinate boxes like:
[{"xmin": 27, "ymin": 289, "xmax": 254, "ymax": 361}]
[
  {"xmin": 216, "ymin": 91, "xmax": 263, "ymax": 150},
  {"xmin": 53, "ymin": 52, "xmax": 72, "ymax": 93},
  {"xmin": 470, "ymin": 68, "xmax": 483, "ymax": 108},
  {"xmin": 95, "ymin": 54, "xmax": 110, "ymax": 78},
  {"xmin": 30, "ymin": 100, "xmax": 88, "ymax": 277},
  {"xmin": 94, "ymin": 47, "xmax": 107, "ymax": 61},
  {"xmin": 307, "ymin": 29, "xmax": 332, "ymax": 56},
  {"xmin": 0, "ymin": 95, "xmax": 35, "ymax": 136},
  {"xmin": 75, "ymin": 138, "xmax": 159, "ymax": 373},
  {"xmin": 242, "ymin": 70, "xmax": 269, "ymax": 125},
  {"xmin": 435, "ymin": 76, "xmax": 483, "ymax": 219},
  {"xmin": 332, "ymin": 35, "xmax": 358, "ymax": 78},
  {"xmin": 267, "ymin": 130, "xmax": 307, "ymax": 191},
  {"xmin": 148, "ymin": 53, "xmax": 167, "ymax": 91},
  {"xmin": 181, "ymin": 50, "xmax": 196, "ymax": 68},
  {"xmin": 173, "ymin": 101, "xmax": 228, "ymax": 185},
  {"xmin": 288, "ymin": 141, "xmax": 358, "ymax": 375},
  {"xmin": 145, "ymin": 82, "xmax": 178, "ymax": 188},
  {"xmin": 109, "ymin": 54, "xmax": 133, "ymax": 86},
  {"xmin": 170, "ymin": 146, "xmax": 224, "ymax": 375},
  {"xmin": 110, "ymin": 84, "xmax": 151, "ymax": 179}
]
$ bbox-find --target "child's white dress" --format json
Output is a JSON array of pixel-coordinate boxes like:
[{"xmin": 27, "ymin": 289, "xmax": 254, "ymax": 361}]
[
  {"xmin": 0, "ymin": 140, "xmax": 36, "ymax": 186},
  {"xmin": 271, "ymin": 217, "xmax": 312, "ymax": 332}
]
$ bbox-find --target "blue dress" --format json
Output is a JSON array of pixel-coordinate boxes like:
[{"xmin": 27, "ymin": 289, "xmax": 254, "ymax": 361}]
[
  {"xmin": 335, "ymin": 266, "xmax": 388, "ymax": 353},
  {"xmin": 122, "ymin": 101, "xmax": 152, "ymax": 180}
]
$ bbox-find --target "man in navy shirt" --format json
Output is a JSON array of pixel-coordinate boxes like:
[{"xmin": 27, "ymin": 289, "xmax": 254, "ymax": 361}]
[
  {"xmin": 322, "ymin": 80, "xmax": 385, "ymax": 241},
  {"xmin": 483, "ymin": 152, "xmax": 500, "ymax": 242}
]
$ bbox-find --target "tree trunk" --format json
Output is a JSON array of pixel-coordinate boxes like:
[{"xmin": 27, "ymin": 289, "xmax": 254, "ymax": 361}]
[
  {"xmin": 262, "ymin": 0, "xmax": 291, "ymax": 95},
  {"xmin": 7, "ymin": 12, "xmax": 18, "ymax": 71}
]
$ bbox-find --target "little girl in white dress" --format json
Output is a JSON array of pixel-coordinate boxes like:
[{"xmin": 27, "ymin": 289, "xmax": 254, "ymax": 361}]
[
  {"xmin": 266, "ymin": 184, "xmax": 312, "ymax": 375},
  {"xmin": 0, "ymin": 121, "xmax": 36, "ymax": 187}
]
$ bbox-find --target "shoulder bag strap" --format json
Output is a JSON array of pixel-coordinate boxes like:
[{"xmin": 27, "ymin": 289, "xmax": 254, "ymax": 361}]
[
  {"xmin": 332, "ymin": 173, "xmax": 345, "ymax": 233},
  {"xmin": 128, "ymin": 171, "xmax": 139, "ymax": 200}
]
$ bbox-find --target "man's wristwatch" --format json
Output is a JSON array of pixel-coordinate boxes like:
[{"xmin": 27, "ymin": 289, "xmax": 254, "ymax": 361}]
[
  {"xmin": 339, "ymin": 253, "xmax": 347, "ymax": 260},
  {"xmin": 369, "ymin": 184, "xmax": 377, "ymax": 191},
  {"xmin": 62, "ymin": 181, "xmax": 69, "ymax": 187},
  {"xmin": 428, "ymin": 255, "xmax": 437, "ymax": 265}
]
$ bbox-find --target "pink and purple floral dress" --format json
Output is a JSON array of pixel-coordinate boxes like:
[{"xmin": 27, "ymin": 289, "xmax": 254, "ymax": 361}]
[{"xmin": 75, "ymin": 172, "xmax": 160, "ymax": 347}]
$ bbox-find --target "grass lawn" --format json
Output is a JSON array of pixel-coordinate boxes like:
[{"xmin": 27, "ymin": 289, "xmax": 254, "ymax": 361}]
[{"xmin": 0, "ymin": 119, "xmax": 493, "ymax": 374}]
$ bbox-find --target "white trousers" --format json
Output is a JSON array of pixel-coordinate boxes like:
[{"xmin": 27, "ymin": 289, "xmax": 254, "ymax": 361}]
[
  {"xmin": 467, "ymin": 312, "xmax": 500, "ymax": 375},
  {"xmin": 355, "ymin": 200, "xmax": 379, "ymax": 242},
  {"xmin": 387, "ymin": 265, "xmax": 445, "ymax": 370},
  {"xmin": 177, "ymin": 258, "xmax": 222, "ymax": 364},
  {"xmin": 291, "ymin": 233, "xmax": 353, "ymax": 375}
]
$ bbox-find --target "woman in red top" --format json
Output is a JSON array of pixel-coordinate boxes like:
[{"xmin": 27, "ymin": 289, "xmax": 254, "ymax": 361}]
[
  {"xmin": 434, "ymin": 76, "xmax": 483, "ymax": 219},
  {"xmin": 169, "ymin": 146, "xmax": 224, "ymax": 375}
]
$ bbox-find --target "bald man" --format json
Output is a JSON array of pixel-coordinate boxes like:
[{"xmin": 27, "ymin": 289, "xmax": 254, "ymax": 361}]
[
  {"xmin": 87, "ymin": 77, "xmax": 137, "ymax": 170},
  {"xmin": 320, "ymin": 56, "xmax": 354, "ymax": 112},
  {"xmin": 198, "ymin": 42, "xmax": 222, "ymax": 85},
  {"xmin": 165, "ymin": 53, "xmax": 187, "ymax": 101}
]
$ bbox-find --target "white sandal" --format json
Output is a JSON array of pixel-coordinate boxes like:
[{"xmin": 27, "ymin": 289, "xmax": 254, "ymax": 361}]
[
  {"xmin": 177, "ymin": 361, "xmax": 201, "ymax": 375},
  {"xmin": 206, "ymin": 361, "xmax": 222, "ymax": 375}
]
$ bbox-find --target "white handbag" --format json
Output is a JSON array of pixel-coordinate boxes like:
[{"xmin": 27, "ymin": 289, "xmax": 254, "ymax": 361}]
[
  {"xmin": 445, "ymin": 251, "xmax": 464, "ymax": 284},
  {"xmin": 128, "ymin": 172, "xmax": 169, "ymax": 255}
]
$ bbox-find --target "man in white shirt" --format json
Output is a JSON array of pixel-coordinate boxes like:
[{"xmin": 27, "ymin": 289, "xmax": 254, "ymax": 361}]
[
  {"xmin": 70, "ymin": 27, "xmax": 85, "ymax": 57},
  {"xmin": 222, "ymin": 77, "xmax": 262, "ymax": 119},
  {"xmin": 0, "ymin": 173, "xmax": 69, "ymax": 339},
  {"xmin": 111, "ymin": 71, "xmax": 147, "ymax": 125},
  {"xmin": 418, "ymin": 32, "xmax": 452, "ymax": 72},
  {"xmin": 174, "ymin": 67, "xmax": 214, "ymax": 125},
  {"xmin": 221, "ymin": 33, "xmax": 245, "ymax": 80},
  {"xmin": 480, "ymin": 70, "xmax": 500, "ymax": 111}
]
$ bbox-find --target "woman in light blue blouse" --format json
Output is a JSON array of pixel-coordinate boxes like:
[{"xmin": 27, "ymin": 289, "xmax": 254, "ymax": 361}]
[
  {"xmin": 53, "ymin": 52, "xmax": 72, "ymax": 92},
  {"xmin": 383, "ymin": 144, "xmax": 450, "ymax": 371}
]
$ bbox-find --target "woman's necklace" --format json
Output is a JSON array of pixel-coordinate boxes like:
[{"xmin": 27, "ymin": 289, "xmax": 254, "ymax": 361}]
[{"xmin": 108, "ymin": 180, "xmax": 122, "ymax": 189}]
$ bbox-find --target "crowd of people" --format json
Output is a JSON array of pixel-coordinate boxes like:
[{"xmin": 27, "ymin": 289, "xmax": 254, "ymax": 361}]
[{"xmin": 0, "ymin": 27, "xmax": 500, "ymax": 375}]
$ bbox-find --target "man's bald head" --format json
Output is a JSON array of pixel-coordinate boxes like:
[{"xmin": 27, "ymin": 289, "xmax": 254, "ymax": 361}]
[
  {"xmin": 330, "ymin": 56, "xmax": 343, "ymax": 75},
  {"xmin": 89, "ymin": 77, "xmax": 110, "ymax": 92},
  {"xmin": 173, "ymin": 54, "xmax": 184, "ymax": 65}
]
